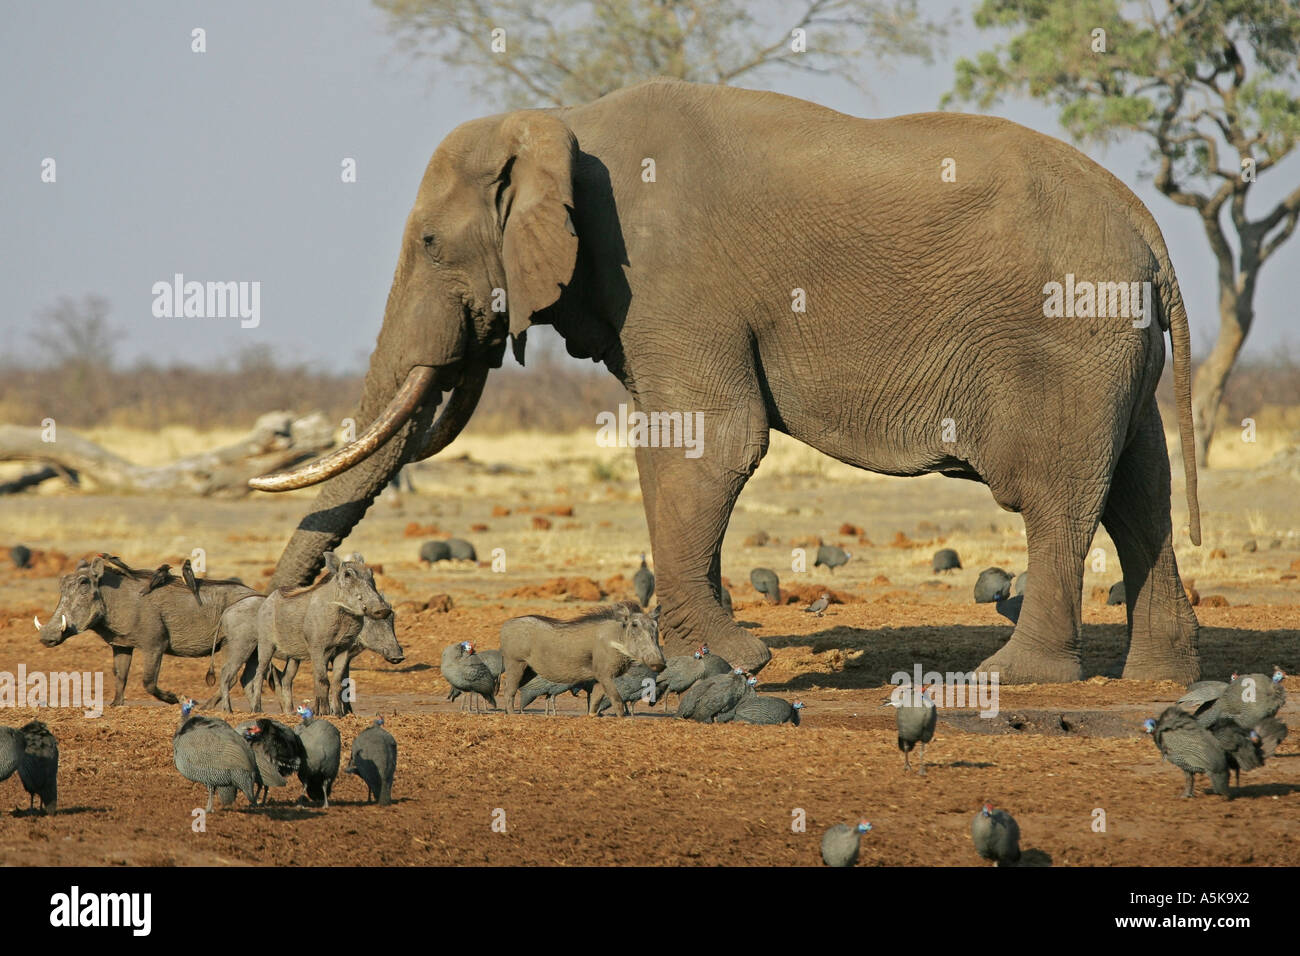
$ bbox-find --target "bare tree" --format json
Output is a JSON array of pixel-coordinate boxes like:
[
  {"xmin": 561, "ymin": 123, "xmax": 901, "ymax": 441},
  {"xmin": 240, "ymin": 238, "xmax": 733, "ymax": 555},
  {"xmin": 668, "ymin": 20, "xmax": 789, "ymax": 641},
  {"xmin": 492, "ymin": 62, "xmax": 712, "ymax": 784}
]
[{"xmin": 374, "ymin": 0, "xmax": 940, "ymax": 108}]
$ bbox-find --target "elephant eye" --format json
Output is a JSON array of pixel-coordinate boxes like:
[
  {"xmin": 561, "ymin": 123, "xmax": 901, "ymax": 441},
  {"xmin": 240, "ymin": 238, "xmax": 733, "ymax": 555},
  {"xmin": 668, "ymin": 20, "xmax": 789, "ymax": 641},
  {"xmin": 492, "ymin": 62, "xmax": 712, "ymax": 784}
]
[{"xmin": 422, "ymin": 234, "xmax": 439, "ymax": 259}]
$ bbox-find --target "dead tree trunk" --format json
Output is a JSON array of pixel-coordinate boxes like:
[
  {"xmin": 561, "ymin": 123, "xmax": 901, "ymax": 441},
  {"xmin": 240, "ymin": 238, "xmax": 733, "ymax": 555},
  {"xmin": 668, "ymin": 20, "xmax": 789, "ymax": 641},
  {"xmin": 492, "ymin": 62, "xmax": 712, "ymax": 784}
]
[{"xmin": 0, "ymin": 411, "xmax": 336, "ymax": 497}]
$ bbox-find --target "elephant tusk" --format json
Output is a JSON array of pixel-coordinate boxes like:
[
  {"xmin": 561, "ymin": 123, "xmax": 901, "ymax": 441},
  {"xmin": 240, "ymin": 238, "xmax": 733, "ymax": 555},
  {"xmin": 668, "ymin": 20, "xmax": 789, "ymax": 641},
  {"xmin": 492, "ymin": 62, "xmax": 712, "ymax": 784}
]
[
  {"xmin": 33, "ymin": 615, "xmax": 41, "ymax": 631},
  {"xmin": 248, "ymin": 365, "xmax": 436, "ymax": 492},
  {"xmin": 411, "ymin": 361, "xmax": 490, "ymax": 462}
]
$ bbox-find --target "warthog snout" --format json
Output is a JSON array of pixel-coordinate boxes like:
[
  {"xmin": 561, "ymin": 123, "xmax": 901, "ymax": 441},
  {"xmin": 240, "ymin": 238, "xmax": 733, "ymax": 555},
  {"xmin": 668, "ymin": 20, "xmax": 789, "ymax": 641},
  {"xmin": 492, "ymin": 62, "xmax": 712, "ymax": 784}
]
[{"xmin": 368, "ymin": 606, "xmax": 392, "ymax": 620}]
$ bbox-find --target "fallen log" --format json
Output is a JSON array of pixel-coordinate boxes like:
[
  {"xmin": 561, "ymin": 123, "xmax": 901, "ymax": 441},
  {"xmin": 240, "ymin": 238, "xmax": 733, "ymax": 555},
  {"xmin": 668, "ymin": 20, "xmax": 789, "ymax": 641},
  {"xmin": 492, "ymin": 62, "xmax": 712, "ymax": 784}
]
[{"xmin": 0, "ymin": 411, "xmax": 336, "ymax": 497}]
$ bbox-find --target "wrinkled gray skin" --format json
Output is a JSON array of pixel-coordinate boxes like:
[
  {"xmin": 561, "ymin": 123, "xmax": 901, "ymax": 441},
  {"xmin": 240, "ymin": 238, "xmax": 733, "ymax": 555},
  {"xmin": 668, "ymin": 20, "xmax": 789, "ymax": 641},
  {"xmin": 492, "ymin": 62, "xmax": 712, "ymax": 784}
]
[
  {"xmin": 39, "ymin": 556, "xmax": 257, "ymax": 705},
  {"xmin": 250, "ymin": 553, "xmax": 404, "ymax": 716},
  {"xmin": 259, "ymin": 79, "xmax": 1201, "ymax": 684},
  {"xmin": 500, "ymin": 604, "xmax": 664, "ymax": 715},
  {"xmin": 203, "ymin": 595, "xmax": 267, "ymax": 712}
]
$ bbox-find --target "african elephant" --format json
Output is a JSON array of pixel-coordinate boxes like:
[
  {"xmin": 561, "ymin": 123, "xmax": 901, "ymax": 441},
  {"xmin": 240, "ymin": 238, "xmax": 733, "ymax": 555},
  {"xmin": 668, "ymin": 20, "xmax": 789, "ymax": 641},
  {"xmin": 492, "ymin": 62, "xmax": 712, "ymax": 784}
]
[{"xmin": 252, "ymin": 78, "xmax": 1201, "ymax": 684}]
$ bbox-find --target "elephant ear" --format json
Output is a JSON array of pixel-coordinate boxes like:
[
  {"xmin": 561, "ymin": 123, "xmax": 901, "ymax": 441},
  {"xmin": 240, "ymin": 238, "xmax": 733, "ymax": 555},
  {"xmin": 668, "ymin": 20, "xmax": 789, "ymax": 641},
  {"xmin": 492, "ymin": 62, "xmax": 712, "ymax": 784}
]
[{"xmin": 495, "ymin": 112, "xmax": 579, "ymax": 362}]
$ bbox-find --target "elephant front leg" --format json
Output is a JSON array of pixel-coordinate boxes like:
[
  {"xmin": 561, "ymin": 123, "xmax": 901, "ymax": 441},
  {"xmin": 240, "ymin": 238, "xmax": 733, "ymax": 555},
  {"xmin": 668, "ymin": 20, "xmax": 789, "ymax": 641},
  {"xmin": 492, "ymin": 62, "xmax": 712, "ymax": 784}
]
[
  {"xmin": 110, "ymin": 646, "xmax": 133, "ymax": 706},
  {"xmin": 634, "ymin": 400, "xmax": 772, "ymax": 672},
  {"xmin": 1102, "ymin": 404, "xmax": 1200, "ymax": 683}
]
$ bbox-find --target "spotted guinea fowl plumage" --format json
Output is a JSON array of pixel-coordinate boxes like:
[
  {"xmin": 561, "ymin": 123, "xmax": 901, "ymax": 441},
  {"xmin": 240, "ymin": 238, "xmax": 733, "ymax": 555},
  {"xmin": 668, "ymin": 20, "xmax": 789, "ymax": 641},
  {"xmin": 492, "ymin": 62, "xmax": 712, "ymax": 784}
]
[
  {"xmin": 237, "ymin": 718, "xmax": 305, "ymax": 805},
  {"xmin": 441, "ymin": 641, "xmax": 498, "ymax": 712},
  {"xmin": 346, "ymin": 717, "xmax": 397, "ymax": 806},
  {"xmin": 884, "ymin": 684, "xmax": 938, "ymax": 774},
  {"xmin": 18, "ymin": 721, "xmax": 58, "ymax": 814},
  {"xmin": 821, "ymin": 821, "xmax": 871, "ymax": 866},
  {"xmin": 971, "ymin": 804, "xmax": 1020, "ymax": 865},
  {"xmin": 1177, "ymin": 668, "xmax": 1286, "ymax": 729},
  {"xmin": 677, "ymin": 669, "xmax": 752, "ymax": 723},
  {"xmin": 293, "ymin": 705, "xmax": 341, "ymax": 807},
  {"xmin": 1144, "ymin": 706, "xmax": 1229, "ymax": 798},
  {"xmin": 173, "ymin": 699, "xmax": 259, "ymax": 812},
  {"xmin": 733, "ymin": 696, "xmax": 803, "ymax": 725}
]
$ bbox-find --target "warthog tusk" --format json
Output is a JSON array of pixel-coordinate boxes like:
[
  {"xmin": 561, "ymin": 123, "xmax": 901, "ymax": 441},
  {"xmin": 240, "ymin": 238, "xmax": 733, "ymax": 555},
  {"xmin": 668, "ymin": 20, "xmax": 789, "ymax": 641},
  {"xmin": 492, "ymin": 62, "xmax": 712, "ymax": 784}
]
[
  {"xmin": 331, "ymin": 601, "xmax": 364, "ymax": 616},
  {"xmin": 61, "ymin": 614, "xmax": 67, "ymax": 630},
  {"xmin": 609, "ymin": 640, "xmax": 632, "ymax": 657},
  {"xmin": 33, "ymin": 615, "xmax": 41, "ymax": 631}
]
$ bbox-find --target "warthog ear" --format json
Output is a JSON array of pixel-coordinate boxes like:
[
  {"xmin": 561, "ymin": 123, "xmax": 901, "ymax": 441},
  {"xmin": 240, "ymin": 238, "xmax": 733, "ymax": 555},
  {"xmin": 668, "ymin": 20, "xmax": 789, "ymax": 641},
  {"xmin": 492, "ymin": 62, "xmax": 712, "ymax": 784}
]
[
  {"xmin": 614, "ymin": 602, "xmax": 631, "ymax": 621},
  {"xmin": 89, "ymin": 555, "xmax": 106, "ymax": 583},
  {"xmin": 323, "ymin": 551, "xmax": 340, "ymax": 574},
  {"xmin": 651, "ymin": 604, "xmax": 661, "ymax": 622},
  {"xmin": 348, "ymin": 552, "xmax": 365, "ymax": 565}
]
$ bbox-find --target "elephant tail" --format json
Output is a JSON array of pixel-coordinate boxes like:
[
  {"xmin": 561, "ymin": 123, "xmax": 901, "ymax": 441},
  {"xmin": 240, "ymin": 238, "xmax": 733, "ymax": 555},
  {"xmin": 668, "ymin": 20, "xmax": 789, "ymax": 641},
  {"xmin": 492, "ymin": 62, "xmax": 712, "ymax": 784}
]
[{"xmin": 1160, "ymin": 258, "xmax": 1201, "ymax": 547}]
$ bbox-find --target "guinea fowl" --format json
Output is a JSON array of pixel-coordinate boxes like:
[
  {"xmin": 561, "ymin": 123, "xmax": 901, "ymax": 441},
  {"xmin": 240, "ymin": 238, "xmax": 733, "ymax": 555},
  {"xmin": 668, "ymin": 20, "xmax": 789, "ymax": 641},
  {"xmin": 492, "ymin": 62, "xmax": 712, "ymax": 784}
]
[
  {"xmin": 238, "ymin": 718, "xmax": 305, "ymax": 805},
  {"xmin": 293, "ymin": 704, "xmax": 341, "ymax": 808},
  {"xmin": 1143, "ymin": 707, "xmax": 1229, "ymax": 798},
  {"xmin": 346, "ymin": 717, "xmax": 397, "ymax": 805},
  {"xmin": 971, "ymin": 804, "xmax": 1021, "ymax": 865},
  {"xmin": 677, "ymin": 668, "xmax": 753, "ymax": 723},
  {"xmin": 655, "ymin": 647, "xmax": 731, "ymax": 712},
  {"xmin": 446, "ymin": 538, "xmax": 477, "ymax": 561},
  {"xmin": 750, "ymin": 567, "xmax": 780, "ymax": 604},
  {"xmin": 0, "ymin": 725, "xmax": 24, "ymax": 786},
  {"xmin": 814, "ymin": 545, "xmax": 851, "ymax": 573},
  {"xmin": 172, "ymin": 698, "xmax": 259, "ymax": 812},
  {"xmin": 633, "ymin": 554, "xmax": 655, "ymax": 609},
  {"xmin": 1106, "ymin": 581, "xmax": 1126, "ymax": 605},
  {"xmin": 518, "ymin": 674, "xmax": 578, "ymax": 715},
  {"xmin": 733, "ymin": 696, "xmax": 803, "ymax": 725},
  {"xmin": 10, "ymin": 544, "xmax": 32, "ymax": 569},
  {"xmin": 596, "ymin": 663, "xmax": 661, "ymax": 715},
  {"xmin": 1208, "ymin": 719, "xmax": 1270, "ymax": 788},
  {"xmin": 883, "ymin": 684, "xmax": 938, "ymax": 774},
  {"xmin": 973, "ymin": 568, "xmax": 1013, "ymax": 604},
  {"xmin": 1251, "ymin": 716, "xmax": 1288, "ymax": 758},
  {"xmin": 1177, "ymin": 667, "xmax": 1286, "ymax": 729},
  {"xmin": 441, "ymin": 641, "xmax": 498, "ymax": 712},
  {"xmin": 931, "ymin": 548, "xmax": 961, "ymax": 573},
  {"xmin": 821, "ymin": 821, "xmax": 871, "ymax": 867},
  {"xmin": 419, "ymin": 540, "xmax": 451, "ymax": 564},
  {"xmin": 449, "ymin": 648, "xmax": 504, "ymax": 706},
  {"xmin": 18, "ymin": 721, "xmax": 58, "ymax": 814}
]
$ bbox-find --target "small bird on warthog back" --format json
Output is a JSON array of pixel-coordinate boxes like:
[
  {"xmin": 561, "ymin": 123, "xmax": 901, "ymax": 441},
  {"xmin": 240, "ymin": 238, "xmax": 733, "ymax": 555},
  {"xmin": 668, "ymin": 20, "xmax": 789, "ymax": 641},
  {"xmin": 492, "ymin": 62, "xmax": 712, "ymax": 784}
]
[
  {"xmin": 140, "ymin": 563, "xmax": 173, "ymax": 597},
  {"xmin": 633, "ymin": 553, "xmax": 655, "ymax": 608},
  {"xmin": 182, "ymin": 558, "xmax": 201, "ymax": 605}
]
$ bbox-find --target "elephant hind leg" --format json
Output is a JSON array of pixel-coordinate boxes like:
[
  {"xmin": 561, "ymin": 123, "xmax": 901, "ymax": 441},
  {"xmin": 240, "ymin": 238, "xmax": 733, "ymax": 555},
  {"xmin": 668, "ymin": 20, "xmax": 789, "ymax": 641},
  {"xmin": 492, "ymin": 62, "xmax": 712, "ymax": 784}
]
[
  {"xmin": 976, "ymin": 467, "xmax": 1113, "ymax": 684},
  {"xmin": 1103, "ymin": 403, "xmax": 1200, "ymax": 682}
]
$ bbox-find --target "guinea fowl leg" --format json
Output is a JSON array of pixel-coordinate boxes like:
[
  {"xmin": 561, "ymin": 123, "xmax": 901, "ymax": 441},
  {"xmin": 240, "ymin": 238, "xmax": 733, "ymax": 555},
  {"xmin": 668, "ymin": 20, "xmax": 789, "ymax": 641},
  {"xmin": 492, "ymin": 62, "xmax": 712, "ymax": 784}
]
[
  {"xmin": 917, "ymin": 742, "xmax": 927, "ymax": 776},
  {"xmin": 1182, "ymin": 770, "xmax": 1196, "ymax": 798},
  {"xmin": 206, "ymin": 787, "xmax": 215, "ymax": 813}
]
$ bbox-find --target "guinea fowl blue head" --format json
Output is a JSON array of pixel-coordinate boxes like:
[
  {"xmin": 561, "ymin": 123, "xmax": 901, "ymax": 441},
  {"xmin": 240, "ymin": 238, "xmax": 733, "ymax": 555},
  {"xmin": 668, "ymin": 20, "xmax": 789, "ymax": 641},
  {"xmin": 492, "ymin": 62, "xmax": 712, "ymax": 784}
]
[
  {"xmin": 793, "ymin": 701, "xmax": 805, "ymax": 711},
  {"xmin": 373, "ymin": 716, "xmax": 385, "ymax": 727},
  {"xmin": 461, "ymin": 641, "xmax": 473, "ymax": 653},
  {"xmin": 855, "ymin": 821, "xmax": 872, "ymax": 834},
  {"xmin": 1250, "ymin": 730, "xmax": 1262, "ymax": 745},
  {"xmin": 746, "ymin": 676, "xmax": 758, "ymax": 687},
  {"xmin": 700, "ymin": 644, "xmax": 711, "ymax": 656},
  {"xmin": 980, "ymin": 803, "xmax": 995, "ymax": 816},
  {"xmin": 732, "ymin": 667, "xmax": 745, "ymax": 676},
  {"xmin": 1142, "ymin": 718, "xmax": 1157, "ymax": 734},
  {"xmin": 1273, "ymin": 667, "xmax": 1286, "ymax": 683},
  {"xmin": 297, "ymin": 704, "xmax": 313, "ymax": 720},
  {"xmin": 181, "ymin": 698, "xmax": 196, "ymax": 719}
]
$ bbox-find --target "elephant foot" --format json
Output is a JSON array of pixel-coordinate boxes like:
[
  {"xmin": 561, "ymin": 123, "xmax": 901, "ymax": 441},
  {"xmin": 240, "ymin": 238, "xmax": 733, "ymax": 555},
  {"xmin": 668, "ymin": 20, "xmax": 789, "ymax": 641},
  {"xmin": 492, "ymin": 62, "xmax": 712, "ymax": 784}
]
[
  {"xmin": 1121, "ymin": 653, "xmax": 1200, "ymax": 684},
  {"xmin": 665, "ymin": 628, "xmax": 771, "ymax": 673},
  {"xmin": 976, "ymin": 641, "xmax": 1081, "ymax": 685}
]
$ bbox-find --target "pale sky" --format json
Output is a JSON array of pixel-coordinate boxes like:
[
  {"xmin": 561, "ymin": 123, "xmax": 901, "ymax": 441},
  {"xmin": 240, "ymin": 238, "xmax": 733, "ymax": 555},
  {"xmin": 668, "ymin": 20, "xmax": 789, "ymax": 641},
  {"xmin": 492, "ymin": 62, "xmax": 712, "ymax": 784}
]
[{"xmin": 2, "ymin": 0, "xmax": 1297, "ymax": 374}]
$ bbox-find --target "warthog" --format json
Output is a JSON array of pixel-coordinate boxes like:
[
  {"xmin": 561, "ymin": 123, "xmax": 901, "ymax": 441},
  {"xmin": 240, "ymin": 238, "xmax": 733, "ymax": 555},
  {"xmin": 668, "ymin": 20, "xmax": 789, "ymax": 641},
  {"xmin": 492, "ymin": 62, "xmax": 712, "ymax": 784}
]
[
  {"xmin": 248, "ymin": 552, "xmax": 404, "ymax": 716},
  {"xmin": 500, "ymin": 603, "xmax": 665, "ymax": 716},
  {"xmin": 37, "ymin": 555, "xmax": 257, "ymax": 705}
]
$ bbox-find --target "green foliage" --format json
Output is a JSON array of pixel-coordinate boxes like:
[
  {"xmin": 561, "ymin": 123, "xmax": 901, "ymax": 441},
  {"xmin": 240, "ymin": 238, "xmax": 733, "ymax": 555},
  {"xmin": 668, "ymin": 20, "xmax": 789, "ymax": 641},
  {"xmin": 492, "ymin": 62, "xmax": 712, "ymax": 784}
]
[{"xmin": 375, "ymin": 0, "xmax": 940, "ymax": 108}]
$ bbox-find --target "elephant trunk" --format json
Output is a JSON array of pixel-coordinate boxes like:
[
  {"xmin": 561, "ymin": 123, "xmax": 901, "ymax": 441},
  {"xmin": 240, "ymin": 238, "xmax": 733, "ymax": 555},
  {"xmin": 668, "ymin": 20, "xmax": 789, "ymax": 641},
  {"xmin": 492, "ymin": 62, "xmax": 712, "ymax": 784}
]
[{"xmin": 266, "ymin": 360, "xmax": 491, "ymax": 591}]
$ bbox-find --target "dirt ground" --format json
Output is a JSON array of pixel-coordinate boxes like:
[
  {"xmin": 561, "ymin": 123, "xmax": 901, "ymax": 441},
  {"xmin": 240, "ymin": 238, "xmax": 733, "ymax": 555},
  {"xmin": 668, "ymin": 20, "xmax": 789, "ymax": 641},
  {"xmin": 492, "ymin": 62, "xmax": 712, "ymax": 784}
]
[{"xmin": 0, "ymin": 431, "xmax": 1297, "ymax": 866}]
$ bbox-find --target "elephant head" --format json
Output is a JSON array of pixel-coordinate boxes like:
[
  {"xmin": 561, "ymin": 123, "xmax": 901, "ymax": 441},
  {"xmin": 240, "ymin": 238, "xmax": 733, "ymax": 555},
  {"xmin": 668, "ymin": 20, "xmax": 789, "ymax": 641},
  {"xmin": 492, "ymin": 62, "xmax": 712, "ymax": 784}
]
[{"xmin": 255, "ymin": 112, "xmax": 580, "ymax": 588}]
